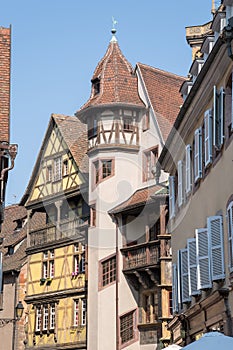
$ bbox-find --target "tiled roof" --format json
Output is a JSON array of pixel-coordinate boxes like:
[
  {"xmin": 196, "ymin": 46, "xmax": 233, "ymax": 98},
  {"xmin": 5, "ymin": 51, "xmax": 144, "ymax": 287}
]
[
  {"xmin": 78, "ymin": 40, "xmax": 145, "ymax": 111},
  {"xmin": 137, "ymin": 63, "xmax": 185, "ymax": 141},
  {"xmin": 0, "ymin": 205, "xmax": 45, "ymax": 272},
  {"xmin": 109, "ymin": 184, "xmax": 166, "ymax": 215}
]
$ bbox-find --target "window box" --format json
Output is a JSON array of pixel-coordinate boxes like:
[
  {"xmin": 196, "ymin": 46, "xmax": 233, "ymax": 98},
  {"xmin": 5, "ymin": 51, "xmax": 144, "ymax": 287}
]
[
  {"xmin": 40, "ymin": 277, "xmax": 46, "ymax": 284},
  {"xmin": 46, "ymin": 277, "xmax": 53, "ymax": 285},
  {"xmin": 72, "ymin": 272, "xmax": 78, "ymax": 278}
]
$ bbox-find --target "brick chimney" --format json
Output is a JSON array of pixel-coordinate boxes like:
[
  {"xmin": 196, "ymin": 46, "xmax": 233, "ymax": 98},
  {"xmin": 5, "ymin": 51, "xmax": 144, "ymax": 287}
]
[{"xmin": 0, "ymin": 26, "xmax": 11, "ymax": 144}]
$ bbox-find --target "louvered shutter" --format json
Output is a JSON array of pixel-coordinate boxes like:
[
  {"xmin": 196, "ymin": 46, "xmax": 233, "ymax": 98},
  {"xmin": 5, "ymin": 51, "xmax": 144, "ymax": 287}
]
[
  {"xmin": 208, "ymin": 216, "xmax": 225, "ymax": 280},
  {"xmin": 177, "ymin": 160, "xmax": 183, "ymax": 207},
  {"xmin": 204, "ymin": 109, "xmax": 212, "ymax": 167},
  {"xmin": 172, "ymin": 264, "xmax": 178, "ymax": 313},
  {"xmin": 228, "ymin": 203, "xmax": 233, "ymax": 271},
  {"xmin": 219, "ymin": 87, "xmax": 225, "ymax": 146},
  {"xmin": 194, "ymin": 128, "xmax": 202, "ymax": 182},
  {"xmin": 232, "ymin": 73, "xmax": 233, "ymax": 129},
  {"xmin": 177, "ymin": 251, "xmax": 181, "ymax": 305},
  {"xmin": 185, "ymin": 145, "xmax": 192, "ymax": 194},
  {"xmin": 0, "ymin": 252, "xmax": 2, "ymax": 292},
  {"xmin": 187, "ymin": 238, "xmax": 199, "ymax": 296},
  {"xmin": 169, "ymin": 176, "xmax": 175, "ymax": 219},
  {"xmin": 180, "ymin": 248, "xmax": 191, "ymax": 303},
  {"xmin": 196, "ymin": 228, "xmax": 212, "ymax": 289}
]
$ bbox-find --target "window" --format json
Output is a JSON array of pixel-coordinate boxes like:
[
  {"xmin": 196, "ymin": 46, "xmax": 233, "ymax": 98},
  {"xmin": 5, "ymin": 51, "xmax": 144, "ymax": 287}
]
[
  {"xmin": 90, "ymin": 205, "xmax": 96, "ymax": 227},
  {"xmin": 46, "ymin": 165, "xmax": 52, "ymax": 182},
  {"xmin": 141, "ymin": 292, "xmax": 158, "ymax": 324},
  {"xmin": 194, "ymin": 127, "xmax": 202, "ymax": 182},
  {"xmin": 120, "ymin": 310, "xmax": 136, "ymax": 345},
  {"xmin": 177, "ymin": 160, "xmax": 183, "ymax": 207},
  {"xmin": 213, "ymin": 85, "xmax": 224, "ymax": 150},
  {"xmin": 42, "ymin": 250, "xmax": 54, "ymax": 279},
  {"xmin": 123, "ymin": 118, "xmax": 134, "ymax": 131},
  {"xmin": 204, "ymin": 109, "xmax": 213, "ymax": 167},
  {"xmin": 73, "ymin": 244, "xmax": 85, "ymax": 276},
  {"xmin": 73, "ymin": 299, "xmax": 86, "ymax": 327},
  {"xmin": 185, "ymin": 144, "xmax": 192, "ymax": 194},
  {"xmin": 168, "ymin": 290, "xmax": 173, "ymax": 316},
  {"xmin": 88, "ymin": 119, "xmax": 98, "ymax": 139},
  {"xmin": 35, "ymin": 304, "xmax": 56, "ymax": 333},
  {"xmin": 63, "ymin": 159, "xmax": 69, "ymax": 176},
  {"xmin": 54, "ymin": 157, "xmax": 62, "ymax": 181},
  {"xmin": 228, "ymin": 202, "xmax": 233, "ymax": 271},
  {"xmin": 143, "ymin": 147, "xmax": 158, "ymax": 181},
  {"xmin": 92, "ymin": 78, "xmax": 100, "ymax": 95},
  {"xmin": 172, "ymin": 264, "xmax": 178, "ymax": 314},
  {"xmin": 168, "ymin": 176, "xmax": 175, "ymax": 219},
  {"xmin": 93, "ymin": 159, "xmax": 114, "ymax": 185},
  {"xmin": 101, "ymin": 255, "xmax": 116, "ymax": 287}
]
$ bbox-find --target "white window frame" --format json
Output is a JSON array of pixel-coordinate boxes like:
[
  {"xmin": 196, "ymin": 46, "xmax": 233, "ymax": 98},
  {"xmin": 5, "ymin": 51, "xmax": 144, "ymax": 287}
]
[
  {"xmin": 228, "ymin": 202, "xmax": 233, "ymax": 271},
  {"xmin": 81, "ymin": 299, "xmax": 87, "ymax": 326},
  {"xmin": 185, "ymin": 144, "xmax": 192, "ymax": 194},
  {"xmin": 207, "ymin": 215, "xmax": 225, "ymax": 281},
  {"xmin": 177, "ymin": 160, "xmax": 183, "ymax": 207},
  {"xmin": 50, "ymin": 304, "xmax": 56, "ymax": 330},
  {"xmin": 54, "ymin": 157, "xmax": 62, "ymax": 182},
  {"xmin": 169, "ymin": 176, "xmax": 175, "ymax": 219},
  {"xmin": 74, "ymin": 300, "xmax": 79, "ymax": 326},
  {"xmin": 43, "ymin": 304, "xmax": 49, "ymax": 331},
  {"xmin": 35, "ymin": 305, "xmax": 42, "ymax": 332},
  {"xmin": 196, "ymin": 228, "xmax": 212, "ymax": 290},
  {"xmin": 204, "ymin": 109, "xmax": 212, "ymax": 167}
]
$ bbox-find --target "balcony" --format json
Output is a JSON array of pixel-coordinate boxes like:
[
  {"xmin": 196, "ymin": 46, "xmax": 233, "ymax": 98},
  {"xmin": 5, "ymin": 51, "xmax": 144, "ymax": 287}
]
[
  {"xmin": 121, "ymin": 242, "xmax": 160, "ymax": 290},
  {"xmin": 28, "ymin": 217, "xmax": 88, "ymax": 248}
]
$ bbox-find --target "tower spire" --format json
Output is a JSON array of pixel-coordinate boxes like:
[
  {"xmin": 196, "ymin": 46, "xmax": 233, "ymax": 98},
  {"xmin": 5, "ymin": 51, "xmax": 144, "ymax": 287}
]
[{"xmin": 110, "ymin": 16, "xmax": 118, "ymax": 43}]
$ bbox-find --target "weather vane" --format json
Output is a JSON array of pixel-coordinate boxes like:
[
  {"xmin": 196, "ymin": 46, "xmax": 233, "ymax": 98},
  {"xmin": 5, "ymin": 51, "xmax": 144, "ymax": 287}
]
[{"xmin": 112, "ymin": 16, "xmax": 118, "ymax": 30}]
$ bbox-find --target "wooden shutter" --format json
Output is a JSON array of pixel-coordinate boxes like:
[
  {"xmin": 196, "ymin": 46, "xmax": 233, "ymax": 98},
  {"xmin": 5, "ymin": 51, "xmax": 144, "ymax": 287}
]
[
  {"xmin": 204, "ymin": 109, "xmax": 212, "ymax": 167},
  {"xmin": 180, "ymin": 248, "xmax": 191, "ymax": 303},
  {"xmin": 228, "ymin": 202, "xmax": 233, "ymax": 271},
  {"xmin": 185, "ymin": 145, "xmax": 192, "ymax": 194},
  {"xmin": 208, "ymin": 216, "xmax": 225, "ymax": 280},
  {"xmin": 187, "ymin": 238, "xmax": 199, "ymax": 296},
  {"xmin": 177, "ymin": 160, "xmax": 183, "ymax": 207},
  {"xmin": 194, "ymin": 128, "xmax": 202, "ymax": 182},
  {"xmin": 172, "ymin": 263, "xmax": 178, "ymax": 313},
  {"xmin": 169, "ymin": 176, "xmax": 175, "ymax": 219},
  {"xmin": 196, "ymin": 228, "xmax": 212, "ymax": 289}
]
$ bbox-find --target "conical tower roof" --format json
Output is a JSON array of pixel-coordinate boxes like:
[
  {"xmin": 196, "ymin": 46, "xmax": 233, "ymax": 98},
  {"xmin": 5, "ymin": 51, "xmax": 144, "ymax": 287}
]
[{"xmin": 78, "ymin": 29, "xmax": 145, "ymax": 113}]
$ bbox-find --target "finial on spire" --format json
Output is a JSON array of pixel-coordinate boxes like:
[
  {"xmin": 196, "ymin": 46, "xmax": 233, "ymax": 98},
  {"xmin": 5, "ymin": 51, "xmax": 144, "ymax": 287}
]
[{"xmin": 111, "ymin": 16, "xmax": 118, "ymax": 43}]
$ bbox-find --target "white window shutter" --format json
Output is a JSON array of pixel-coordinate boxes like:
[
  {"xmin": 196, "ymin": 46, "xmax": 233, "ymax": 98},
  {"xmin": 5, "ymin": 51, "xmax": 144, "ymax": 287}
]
[
  {"xmin": 213, "ymin": 86, "xmax": 225, "ymax": 149},
  {"xmin": 172, "ymin": 263, "xmax": 178, "ymax": 313},
  {"xmin": 169, "ymin": 176, "xmax": 175, "ymax": 219},
  {"xmin": 177, "ymin": 161, "xmax": 183, "ymax": 207},
  {"xmin": 196, "ymin": 228, "xmax": 212, "ymax": 289},
  {"xmin": 187, "ymin": 238, "xmax": 199, "ymax": 296},
  {"xmin": 228, "ymin": 202, "xmax": 233, "ymax": 271},
  {"xmin": 208, "ymin": 215, "xmax": 225, "ymax": 281},
  {"xmin": 185, "ymin": 145, "xmax": 192, "ymax": 194},
  {"xmin": 213, "ymin": 85, "xmax": 217, "ymax": 147},
  {"xmin": 194, "ymin": 128, "xmax": 202, "ymax": 182},
  {"xmin": 204, "ymin": 109, "xmax": 212, "ymax": 167},
  {"xmin": 219, "ymin": 87, "xmax": 225, "ymax": 146},
  {"xmin": 180, "ymin": 248, "xmax": 191, "ymax": 303},
  {"xmin": 177, "ymin": 250, "xmax": 181, "ymax": 305}
]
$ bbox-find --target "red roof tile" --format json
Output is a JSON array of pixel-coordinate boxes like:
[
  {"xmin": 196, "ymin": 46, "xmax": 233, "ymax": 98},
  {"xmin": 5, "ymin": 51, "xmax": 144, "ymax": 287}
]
[
  {"xmin": 79, "ymin": 40, "xmax": 145, "ymax": 111},
  {"xmin": 137, "ymin": 63, "xmax": 186, "ymax": 141}
]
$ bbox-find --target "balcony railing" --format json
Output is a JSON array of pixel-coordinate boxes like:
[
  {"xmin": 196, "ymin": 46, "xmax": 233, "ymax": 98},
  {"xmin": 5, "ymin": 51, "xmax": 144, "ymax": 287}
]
[
  {"xmin": 29, "ymin": 217, "xmax": 89, "ymax": 248},
  {"xmin": 122, "ymin": 243, "xmax": 160, "ymax": 271}
]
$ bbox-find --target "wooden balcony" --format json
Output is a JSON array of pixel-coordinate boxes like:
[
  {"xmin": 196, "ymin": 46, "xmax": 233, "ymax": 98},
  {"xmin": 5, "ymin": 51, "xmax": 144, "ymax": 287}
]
[
  {"xmin": 121, "ymin": 241, "xmax": 160, "ymax": 290},
  {"xmin": 29, "ymin": 217, "xmax": 89, "ymax": 248}
]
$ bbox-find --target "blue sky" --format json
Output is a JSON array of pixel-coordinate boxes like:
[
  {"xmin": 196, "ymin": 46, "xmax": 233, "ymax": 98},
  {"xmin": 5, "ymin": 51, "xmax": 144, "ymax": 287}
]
[{"xmin": 2, "ymin": 0, "xmax": 214, "ymax": 205}]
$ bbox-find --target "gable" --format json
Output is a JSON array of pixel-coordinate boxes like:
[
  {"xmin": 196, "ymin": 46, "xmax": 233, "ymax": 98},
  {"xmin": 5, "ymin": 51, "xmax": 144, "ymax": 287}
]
[{"xmin": 27, "ymin": 124, "xmax": 83, "ymax": 204}]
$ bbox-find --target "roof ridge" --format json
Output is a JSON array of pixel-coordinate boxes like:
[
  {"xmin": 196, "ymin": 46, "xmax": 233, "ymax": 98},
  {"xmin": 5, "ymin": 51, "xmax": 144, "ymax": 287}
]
[{"xmin": 137, "ymin": 62, "xmax": 186, "ymax": 80}]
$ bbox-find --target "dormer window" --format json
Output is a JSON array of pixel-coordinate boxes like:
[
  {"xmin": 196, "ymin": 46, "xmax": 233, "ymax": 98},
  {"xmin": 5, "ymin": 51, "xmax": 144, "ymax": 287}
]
[{"xmin": 92, "ymin": 78, "xmax": 100, "ymax": 95}]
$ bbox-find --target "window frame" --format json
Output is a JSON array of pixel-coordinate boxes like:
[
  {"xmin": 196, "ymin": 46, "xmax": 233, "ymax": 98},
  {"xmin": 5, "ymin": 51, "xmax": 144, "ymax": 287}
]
[
  {"xmin": 42, "ymin": 250, "xmax": 55, "ymax": 279},
  {"xmin": 54, "ymin": 157, "xmax": 62, "ymax": 182},
  {"xmin": 99, "ymin": 254, "xmax": 117, "ymax": 289},
  {"xmin": 120, "ymin": 309, "xmax": 137, "ymax": 348},
  {"xmin": 93, "ymin": 158, "xmax": 115, "ymax": 186},
  {"xmin": 143, "ymin": 146, "xmax": 158, "ymax": 182}
]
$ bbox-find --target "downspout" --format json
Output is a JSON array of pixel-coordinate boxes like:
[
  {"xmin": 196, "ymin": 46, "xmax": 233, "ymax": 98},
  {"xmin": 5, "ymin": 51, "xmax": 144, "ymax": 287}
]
[{"xmin": 115, "ymin": 216, "xmax": 120, "ymax": 350}]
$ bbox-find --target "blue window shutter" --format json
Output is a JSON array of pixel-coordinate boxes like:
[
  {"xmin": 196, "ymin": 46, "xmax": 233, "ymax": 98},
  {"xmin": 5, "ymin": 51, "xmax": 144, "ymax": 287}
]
[
  {"xmin": 185, "ymin": 144, "xmax": 192, "ymax": 194},
  {"xmin": 177, "ymin": 250, "xmax": 182, "ymax": 305},
  {"xmin": 187, "ymin": 238, "xmax": 199, "ymax": 296},
  {"xmin": 194, "ymin": 128, "xmax": 202, "ymax": 182},
  {"xmin": 213, "ymin": 86, "xmax": 225, "ymax": 149},
  {"xmin": 172, "ymin": 263, "xmax": 178, "ymax": 313},
  {"xmin": 196, "ymin": 228, "xmax": 212, "ymax": 289},
  {"xmin": 180, "ymin": 248, "xmax": 191, "ymax": 303},
  {"xmin": 227, "ymin": 202, "xmax": 233, "ymax": 271},
  {"xmin": 208, "ymin": 215, "xmax": 225, "ymax": 281},
  {"xmin": 177, "ymin": 160, "xmax": 183, "ymax": 207},
  {"xmin": 204, "ymin": 109, "xmax": 212, "ymax": 167},
  {"xmin": 219, "ymin": 87, "xmax": 225, "ymax": 146},
  {"xmin": 169, "ymin": 176, "xmax": 175, "ymax": 219}
]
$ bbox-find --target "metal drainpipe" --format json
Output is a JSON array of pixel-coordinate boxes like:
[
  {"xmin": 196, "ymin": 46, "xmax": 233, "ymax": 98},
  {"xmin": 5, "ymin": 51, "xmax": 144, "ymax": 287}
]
[
  {"xmin": 115, "ymin": 216, "xmax": 119, "ymax": 350},
  {"xmin": 12, "ymin": 271, "xmax": 18, "ymax": 350}
]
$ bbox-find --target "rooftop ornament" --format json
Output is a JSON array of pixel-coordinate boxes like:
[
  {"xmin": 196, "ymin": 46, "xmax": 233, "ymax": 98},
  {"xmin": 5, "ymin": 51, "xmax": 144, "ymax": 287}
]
[{"xmin": 110, "ymin": 16, "xmax": 118, "ymax": 43}]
